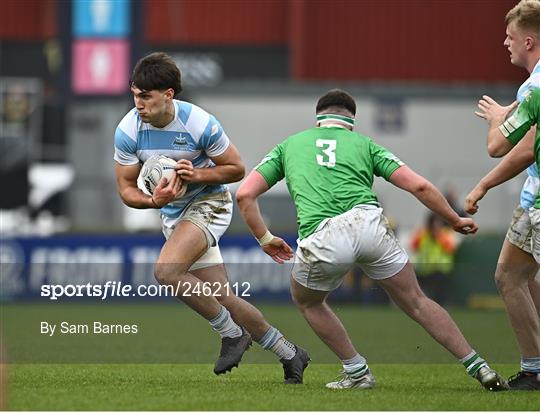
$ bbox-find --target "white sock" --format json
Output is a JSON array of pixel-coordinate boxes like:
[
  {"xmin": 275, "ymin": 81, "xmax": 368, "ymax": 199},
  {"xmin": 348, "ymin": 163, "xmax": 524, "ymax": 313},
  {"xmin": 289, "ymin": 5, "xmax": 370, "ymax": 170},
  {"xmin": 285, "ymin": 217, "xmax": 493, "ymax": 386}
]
[
  {"xmin": 342, "ymin": 353, "xmax": 368, "ymax": 378},
  {"xmin": 460, "ymin": 350, "xmax": 487, "ymax": 376},
  {"xmin": 208, "ymin": 306, "xmax": 242, "ymax": 338},
  {"xmin": 257, "ymin": 326, "xmax": 297, "ymax": 360},
  {"xmin": 521, "ymin": 357, "xmax": 540, "ymax": 376}
]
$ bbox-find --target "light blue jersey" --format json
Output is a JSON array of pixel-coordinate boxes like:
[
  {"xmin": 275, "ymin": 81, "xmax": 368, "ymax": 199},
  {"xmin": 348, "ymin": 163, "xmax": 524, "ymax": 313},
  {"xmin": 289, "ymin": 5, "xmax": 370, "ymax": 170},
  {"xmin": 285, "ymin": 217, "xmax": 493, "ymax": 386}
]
[
  {"xmin": 516, "ymin": 59, "xmax": 540, "ymax": 208},
  {"xmin": 114, "ymin": 100, "xmax": 229, "ymax": 220}
]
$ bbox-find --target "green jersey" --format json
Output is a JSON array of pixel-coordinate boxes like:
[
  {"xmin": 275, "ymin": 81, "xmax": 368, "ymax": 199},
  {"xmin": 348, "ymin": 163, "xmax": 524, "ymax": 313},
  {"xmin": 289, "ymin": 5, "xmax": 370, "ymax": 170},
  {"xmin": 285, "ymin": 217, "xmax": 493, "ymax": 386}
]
[
  {"xmin": 499, "ymin": 88, "xmax": 540, "ymax": 208},
  {"xmin": 255, "ymin": 126, "xmax": 404, "ymax": 239}
]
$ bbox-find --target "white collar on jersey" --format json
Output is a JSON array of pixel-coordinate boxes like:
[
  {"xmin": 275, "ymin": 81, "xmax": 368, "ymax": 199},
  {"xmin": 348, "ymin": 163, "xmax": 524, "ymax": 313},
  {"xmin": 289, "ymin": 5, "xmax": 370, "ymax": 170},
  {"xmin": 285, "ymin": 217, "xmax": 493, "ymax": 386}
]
[
  {"xmin": 316, "ymin": 113, "xmax": 354, "ymax": 130},
  {"xmin": 318, "ymin": 123, "xmax": 350, "ymax": 129}
]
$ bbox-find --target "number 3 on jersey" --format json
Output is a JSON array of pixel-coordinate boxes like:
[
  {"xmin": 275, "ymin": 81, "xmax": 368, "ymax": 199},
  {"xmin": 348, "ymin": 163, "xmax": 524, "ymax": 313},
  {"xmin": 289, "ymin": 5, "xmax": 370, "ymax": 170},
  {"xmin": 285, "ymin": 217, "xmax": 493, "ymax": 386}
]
[{"xmin": 316, "ymin": 139, "xmax": 337, "ymax": 167}]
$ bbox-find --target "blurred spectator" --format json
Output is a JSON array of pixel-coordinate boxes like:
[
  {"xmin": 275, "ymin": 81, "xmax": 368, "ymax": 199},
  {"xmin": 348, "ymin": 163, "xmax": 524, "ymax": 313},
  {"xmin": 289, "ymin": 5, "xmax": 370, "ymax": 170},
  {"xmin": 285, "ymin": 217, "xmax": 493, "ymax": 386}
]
[{"xmin": 411, "ymin": 213, "xmax": 457, "ymax": 306}]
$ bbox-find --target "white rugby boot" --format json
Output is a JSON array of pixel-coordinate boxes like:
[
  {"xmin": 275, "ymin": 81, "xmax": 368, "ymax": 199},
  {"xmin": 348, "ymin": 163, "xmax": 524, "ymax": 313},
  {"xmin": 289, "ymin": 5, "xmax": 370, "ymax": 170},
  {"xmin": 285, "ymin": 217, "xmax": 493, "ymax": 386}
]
[{"xmin": 326, "ymin": 368, "xmax": 375, "ymax": 389}]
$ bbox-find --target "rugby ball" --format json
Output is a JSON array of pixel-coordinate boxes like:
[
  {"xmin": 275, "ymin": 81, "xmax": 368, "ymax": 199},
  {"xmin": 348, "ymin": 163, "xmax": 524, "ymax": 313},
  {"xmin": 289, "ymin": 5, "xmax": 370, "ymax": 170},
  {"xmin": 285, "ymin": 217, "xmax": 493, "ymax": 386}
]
[{"xmin": 140, "ymin": 155, "xmax": 187, "ymax": 199}]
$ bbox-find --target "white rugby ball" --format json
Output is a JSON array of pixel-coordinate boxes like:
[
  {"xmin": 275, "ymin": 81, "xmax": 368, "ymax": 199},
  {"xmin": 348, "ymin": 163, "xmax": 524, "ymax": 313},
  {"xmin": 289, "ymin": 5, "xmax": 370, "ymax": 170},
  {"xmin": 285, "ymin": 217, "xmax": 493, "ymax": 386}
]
[{"xmin": 140, "ymin": 155, "xmax": 187, "ymax": 199}]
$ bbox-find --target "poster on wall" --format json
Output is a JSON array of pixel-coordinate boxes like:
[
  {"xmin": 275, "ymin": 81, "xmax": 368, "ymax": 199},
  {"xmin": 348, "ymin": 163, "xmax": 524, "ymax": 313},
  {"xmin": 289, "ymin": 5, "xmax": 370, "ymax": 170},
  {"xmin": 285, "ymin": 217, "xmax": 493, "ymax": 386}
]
[{"xmin": 72, "ymin": 40, "xmax": 129, "ymax": 95}]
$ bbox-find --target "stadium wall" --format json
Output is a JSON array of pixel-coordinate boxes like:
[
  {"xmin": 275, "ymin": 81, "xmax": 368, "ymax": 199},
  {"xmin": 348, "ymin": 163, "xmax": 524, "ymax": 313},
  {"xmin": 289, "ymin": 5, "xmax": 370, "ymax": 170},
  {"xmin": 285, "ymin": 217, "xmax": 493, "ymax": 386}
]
[
  {"xmin": 289, "ymin": 0, "xmax": 523, "ymax": 82},
  {"xmin": 141, "ymin": 0, "xmax": 522, "ymax": 83}
]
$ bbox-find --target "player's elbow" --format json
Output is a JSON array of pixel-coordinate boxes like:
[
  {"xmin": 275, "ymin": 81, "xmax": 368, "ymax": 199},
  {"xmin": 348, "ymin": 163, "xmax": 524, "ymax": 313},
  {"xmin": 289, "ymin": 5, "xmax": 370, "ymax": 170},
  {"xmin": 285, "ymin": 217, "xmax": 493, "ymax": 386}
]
[
  {"xmin": 410, "ymin": 179, "xmax": 430, "ymax": 197},
  {"xmin": 117, "ymin": 188, "xmax": 132, "ymax": 207},
  {"xmin": 236, "ymin": 163, "xmax": 246, "ymax": 181},
  {"xmin": 487, "ymin": 142, "xmax": 507, "ymax": 158},
  {"xmin": 235, "ymin": 185, "xmax": 253, "ymax": 207},
  {"xmin": 524, "ymin": 150, "xmax": 535, "ymax": 164}
]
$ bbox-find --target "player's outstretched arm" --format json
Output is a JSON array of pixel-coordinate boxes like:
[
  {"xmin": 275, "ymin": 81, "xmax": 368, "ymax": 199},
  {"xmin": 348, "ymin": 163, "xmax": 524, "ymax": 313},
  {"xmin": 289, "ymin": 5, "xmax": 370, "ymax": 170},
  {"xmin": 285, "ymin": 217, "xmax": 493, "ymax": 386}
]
[
  {"xmin": 475, "ymin": 95, "xmax": 517, "ymax": 157},
  {"xmin": 465, "ymin": 130, "xmax": 535, "ymax": 215},
  {"xmin": 115, "ymin": 162, "xmax": 181, "ymax": 209},
  {"xmin": 389, "ymin": 165, "xmax": 478, "ymax": 235},
  {"xmin": 236, "ymin": 171, "xmax": 293, "ymax": 263},
  {"xmin": 176, "ymin": 143, "xmax": 245, "ymax": 184}
]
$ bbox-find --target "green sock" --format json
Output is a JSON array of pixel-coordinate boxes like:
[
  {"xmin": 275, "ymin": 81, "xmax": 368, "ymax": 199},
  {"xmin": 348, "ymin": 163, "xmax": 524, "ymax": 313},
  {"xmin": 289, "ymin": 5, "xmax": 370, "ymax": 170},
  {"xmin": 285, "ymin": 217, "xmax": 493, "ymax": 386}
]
[{"xmin": 460, "ymin": 351, "xmax": 487, "ymax": 376}]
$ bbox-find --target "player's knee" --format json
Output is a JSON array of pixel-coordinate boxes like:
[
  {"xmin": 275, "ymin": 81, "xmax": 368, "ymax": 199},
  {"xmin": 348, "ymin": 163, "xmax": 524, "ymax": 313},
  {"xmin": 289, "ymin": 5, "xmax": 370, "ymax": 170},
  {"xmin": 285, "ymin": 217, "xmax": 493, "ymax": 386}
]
[
  {"xmin": 154, "ymin": 264, "xmax": 171, "ymax": 286},
  {"xmin": 495, "ymin": 264, "xmax": 529, "ymax": 295},
  {"xmin": 291, "ymin": 291, "xmax": 309, "ymax": 312},
  {"xmin": 154, "ymin": 263, "xmax": 184, "ymax": 286},
  {"xmin": 291, "ymin": 292, "xmax": 324, "ymax": 313},
  {"xmin": 401, "ymin": 292, "xmax": 429, "ymax": 318},
  {"xmin": 293, "ymin": 299, "xmax": 308, "ymax": 313},
  {"xmin": 494, "ymin": 268, "xmax": 509, "ymax": 294}
]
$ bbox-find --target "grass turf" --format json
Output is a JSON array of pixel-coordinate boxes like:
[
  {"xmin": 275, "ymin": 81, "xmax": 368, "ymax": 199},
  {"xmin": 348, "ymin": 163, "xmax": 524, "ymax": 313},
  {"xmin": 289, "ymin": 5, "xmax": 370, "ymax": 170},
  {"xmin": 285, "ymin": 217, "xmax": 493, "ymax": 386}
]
[
  {"xmin": 2, "ymin": 303, "xmax": 534, "ymax": 410},
  {"xmin": 8, "ymin": 363, "xmax": 534, "ymax": 410},
  {"xmin": 1, "ymin": 303, "xmax": 519, "ymax": 364}
]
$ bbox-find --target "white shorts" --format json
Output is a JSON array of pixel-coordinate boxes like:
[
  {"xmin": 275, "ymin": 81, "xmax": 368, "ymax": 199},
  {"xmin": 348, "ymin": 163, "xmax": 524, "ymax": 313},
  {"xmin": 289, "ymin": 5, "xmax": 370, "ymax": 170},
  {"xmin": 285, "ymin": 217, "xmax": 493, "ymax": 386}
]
[
  {"xmin": 292, "ymin": 205, "xmax": 409, "ymax": 291},
  {"xmin": 506, "ymin": 206, "xmax": 532, "ymax": 255},
  {"xmin": 528, "ymin": 207, "xmax": 540, "ymax": 263},
  {"xmin": 162, "ymin": 191, "xmax": 232, "ymax": 270}
]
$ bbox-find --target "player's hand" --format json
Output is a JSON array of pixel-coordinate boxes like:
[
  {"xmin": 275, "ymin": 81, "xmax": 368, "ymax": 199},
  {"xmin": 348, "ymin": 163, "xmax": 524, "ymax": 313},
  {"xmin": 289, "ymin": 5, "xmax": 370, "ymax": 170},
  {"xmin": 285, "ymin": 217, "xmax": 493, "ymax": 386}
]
[
  {"xmin": 152, "ymin": 174, "xmax": 182, "ymax": 207},
  {"xmin": 464, "ymin": 185, "xmax": 487, "ymax": 215},
  {"xmin": 175, "ymin": 159, "xmax": 200, "ymax": 183},
  {"xmin": 450, "ymin": 217, "xmax": 478, "ymax": 235},
  {"xmin": 261, "ymin": 237, "xmax": 294, "ymax": 264},
  {"xmin": 474, "ymin": 95, "xmax": 517, "ymax": 126}
]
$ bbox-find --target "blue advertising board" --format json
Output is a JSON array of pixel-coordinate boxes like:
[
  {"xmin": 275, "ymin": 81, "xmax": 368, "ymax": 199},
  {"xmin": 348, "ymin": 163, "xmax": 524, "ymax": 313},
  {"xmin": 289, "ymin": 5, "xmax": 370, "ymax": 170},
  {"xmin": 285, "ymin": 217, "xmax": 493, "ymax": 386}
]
[
  {"xmin": 0, "ymin": 233, "xmax": 299, "ymax": 301},
  {"xmin": 73, "ymin": 0, "xmax": 130, "ymax": 38}
]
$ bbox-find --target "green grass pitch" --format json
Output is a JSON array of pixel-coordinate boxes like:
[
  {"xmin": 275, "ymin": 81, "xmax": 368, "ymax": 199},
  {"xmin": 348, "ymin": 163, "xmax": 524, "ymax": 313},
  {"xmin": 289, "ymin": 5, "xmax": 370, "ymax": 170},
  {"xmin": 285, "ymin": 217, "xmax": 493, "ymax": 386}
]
[{"xmin": 2, "ymin": 303, "xmax": 536, "ymax": 410}]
